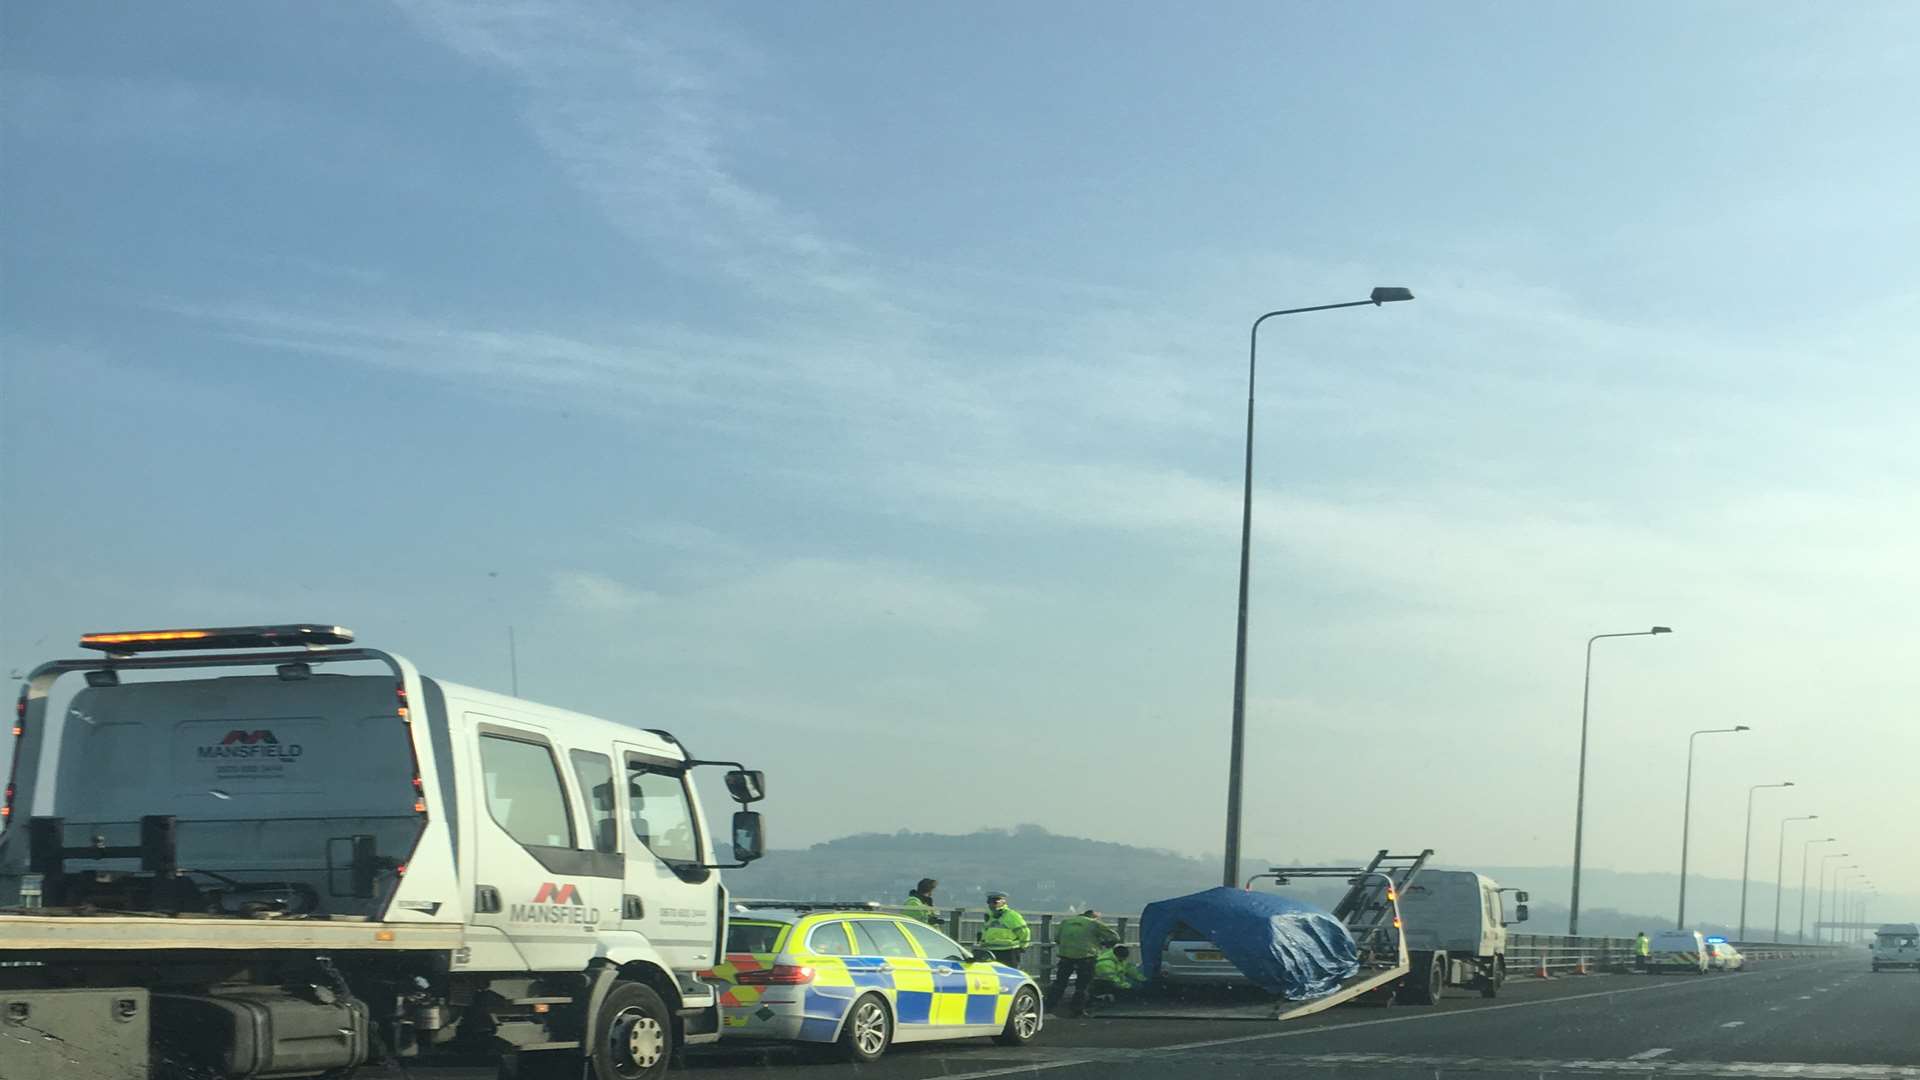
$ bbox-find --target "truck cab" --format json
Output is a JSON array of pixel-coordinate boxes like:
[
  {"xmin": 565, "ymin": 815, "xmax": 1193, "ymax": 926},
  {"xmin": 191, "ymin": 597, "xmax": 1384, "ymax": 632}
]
[
  {"xmin": 1394, "ymin": 870, "xmax": 1528, "ymax": 998},
  {"xmin": 1, "ymin": 623, "xmax": 769, "ymax": 1080}
]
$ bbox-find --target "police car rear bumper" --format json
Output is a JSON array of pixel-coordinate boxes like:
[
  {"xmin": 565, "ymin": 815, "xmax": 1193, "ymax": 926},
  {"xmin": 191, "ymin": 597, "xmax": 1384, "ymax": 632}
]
[{"xmin": 720, "ymin": 999, "xmax": 830, "ymax": 1043}]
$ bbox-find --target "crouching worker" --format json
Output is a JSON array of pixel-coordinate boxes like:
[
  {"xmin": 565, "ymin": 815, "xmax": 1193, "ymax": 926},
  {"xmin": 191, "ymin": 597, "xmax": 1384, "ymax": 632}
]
[{"xmin": 1092, "ymin": 945, "xmax": 1146, "ymax": 1003}]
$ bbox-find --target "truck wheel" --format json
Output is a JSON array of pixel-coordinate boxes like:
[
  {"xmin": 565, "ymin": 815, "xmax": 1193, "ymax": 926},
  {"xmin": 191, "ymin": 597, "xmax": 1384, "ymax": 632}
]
[
  {"xmin": 1480, "ymin": 957, "xmax": 1505, "ymax": 999},
  {"xmin": 591, "ymin": 981, "xmax": 672, "ymax": 1080},
  {"xmin": 995, "ymin": 987, "xmax": 1042, "ymax": 1046},
  {"xmin": 1398, "ymin": 952, "xmax": 1444, "ymax": 1005},
  {"xmin": 838, "ymin": 993, "xmax": 893, "ymax": 1062}
]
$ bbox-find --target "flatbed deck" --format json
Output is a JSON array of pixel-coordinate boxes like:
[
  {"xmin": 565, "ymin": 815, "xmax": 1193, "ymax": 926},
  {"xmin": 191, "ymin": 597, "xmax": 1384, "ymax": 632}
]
[{"xmin": 0, "ymin": 912, "xmax": 463, "ymax": 952}]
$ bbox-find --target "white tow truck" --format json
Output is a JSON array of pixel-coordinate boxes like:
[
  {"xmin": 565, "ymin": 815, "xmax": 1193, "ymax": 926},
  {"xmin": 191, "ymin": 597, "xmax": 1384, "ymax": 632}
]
[
  {"xmin": 1393, "ymin": 869, "xmax": 1529, "ymax": 998},
  {"xmin": 0, "ymin": 623, "xmax": 769, "ymax": 1080}
]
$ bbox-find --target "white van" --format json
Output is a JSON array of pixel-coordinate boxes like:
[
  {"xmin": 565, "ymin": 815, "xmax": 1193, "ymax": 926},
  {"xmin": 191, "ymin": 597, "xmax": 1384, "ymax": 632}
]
[
  {"xmin": 1871, "ymin": 923, "xmax": 1919, "ymax": 972},
  {"xmin": 1649, "ymin": 929, "xmax": 1709, "ymax": 974},
  {"xmin": 0, "ymin": 623, "xmax": 768, "ymax": 1079}
]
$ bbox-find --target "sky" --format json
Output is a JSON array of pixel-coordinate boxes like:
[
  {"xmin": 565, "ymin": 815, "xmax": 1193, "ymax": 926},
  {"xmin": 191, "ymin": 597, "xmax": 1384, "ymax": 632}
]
[{"xmin": 3, "ymin": 1, "xmax": 1917, "ymax": 922}]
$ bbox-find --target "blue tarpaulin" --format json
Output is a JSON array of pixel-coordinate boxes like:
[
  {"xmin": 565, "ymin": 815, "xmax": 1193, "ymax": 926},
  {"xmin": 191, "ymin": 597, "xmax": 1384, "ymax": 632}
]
[{"xmin": 1139, "ymin": 886, "xmax": 1360, "ymax": 1000}]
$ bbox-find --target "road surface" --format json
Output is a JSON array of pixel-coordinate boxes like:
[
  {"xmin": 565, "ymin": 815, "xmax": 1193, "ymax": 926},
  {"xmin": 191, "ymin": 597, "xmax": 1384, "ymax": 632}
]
[{"xmin": 373, "ymin": 957, "xmax": 1918, "ymax": 1078}]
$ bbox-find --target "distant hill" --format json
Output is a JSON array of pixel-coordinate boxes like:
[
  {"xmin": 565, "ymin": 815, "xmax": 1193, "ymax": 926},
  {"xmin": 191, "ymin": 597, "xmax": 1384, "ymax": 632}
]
[{"xmin": 724, "ymin": 826, "xmax": 1885, "ymax": 943}]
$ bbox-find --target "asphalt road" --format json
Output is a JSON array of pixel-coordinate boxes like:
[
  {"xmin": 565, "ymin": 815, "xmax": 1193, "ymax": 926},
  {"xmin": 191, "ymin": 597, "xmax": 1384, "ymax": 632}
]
[{"xmin": 376, "ymin": 957, "xmax": 1919, "ymax": 1079}]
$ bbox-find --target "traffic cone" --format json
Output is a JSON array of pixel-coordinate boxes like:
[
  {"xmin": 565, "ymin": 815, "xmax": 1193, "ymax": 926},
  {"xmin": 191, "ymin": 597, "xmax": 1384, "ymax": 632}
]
[
  {"xmin": 1536, "ymin": 954, "xmax": 1551, "ymax": 979},
  {"xmin": 1576, "ymin": 955, "xmax": 1589, "ymax": 976}
]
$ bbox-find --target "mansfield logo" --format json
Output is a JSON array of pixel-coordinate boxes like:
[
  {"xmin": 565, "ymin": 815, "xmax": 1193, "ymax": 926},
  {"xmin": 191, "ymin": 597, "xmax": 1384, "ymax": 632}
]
[
  {"xmin": 222, "ymin": 730, "xmax": 279, "ymax": 746},
  {"xmin": 198, "ymin": 729, "xmax": 303, "ymax": 761},
  {"xmin": 510, "ymin": 882, "xmax": 601, "ymax": 926}
]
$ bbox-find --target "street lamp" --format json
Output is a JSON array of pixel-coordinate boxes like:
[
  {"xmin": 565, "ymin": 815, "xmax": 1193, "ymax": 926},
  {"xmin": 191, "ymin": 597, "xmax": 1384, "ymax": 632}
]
[
  {"xmin": 1836, "ymin": 872, "xmax": 1865, "ymax": 945},
  {"xmin": 1677, "ymin": 725, "xmax": 1748, "ymax": 928},
  {"xmin": 1798, "ymin": 837, "xmax": 1836, "ymax": 943},
  {"xmin": 1738, "ymin": 781, "xmax": 1793, "ymax": 940},
  {"xmin": 1817, "ymin": 857, "xmax": 1854, "ymax": 945},
  {"xmin": 1219, "ymin": 285, "xmax": 1415, "ymax": 887},
  {"xmin": 1773, "ymin": 814, "xmax": 1817, "ymax": 943},
  {"xmin": 1569, "ymin": 626, "xmax": 1672, "ymax": 933}
]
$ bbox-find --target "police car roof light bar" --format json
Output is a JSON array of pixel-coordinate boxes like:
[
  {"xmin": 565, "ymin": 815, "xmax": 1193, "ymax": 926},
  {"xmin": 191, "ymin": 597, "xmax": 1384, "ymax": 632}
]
[
  {"xmin": 80, "ymin": 624, "xmax": 356, "ymax": 654},
  {"xmin": 735, "ymin": 899, "xmax": 881, "ymax": 913}
]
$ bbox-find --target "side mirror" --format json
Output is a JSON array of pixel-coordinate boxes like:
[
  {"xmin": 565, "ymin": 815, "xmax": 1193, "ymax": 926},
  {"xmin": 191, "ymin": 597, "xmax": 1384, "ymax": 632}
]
[
  {"xmin": 970, "ymin": 947, "xmax": 998, "ymax": 964},
  {"xmin": 1515, "ymin": 891, "xmax": 1529, "ymax": 903},
  {"xmin": 731, "ymin": 810, "xmax": 765, "ymax": 863},
  {"xmin": 1514, "ymin": 903, "xmax": 1529, "ymax": 923},
  {"xmin": 725, "ymin": 769, "xmax": 767, "ymax": 804}
]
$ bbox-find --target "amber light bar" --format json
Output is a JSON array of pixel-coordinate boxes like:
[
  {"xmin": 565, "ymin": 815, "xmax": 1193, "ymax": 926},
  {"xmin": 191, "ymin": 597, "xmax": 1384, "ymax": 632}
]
[{"xmin": 80, "ymin": 624, "xmax": 355, "ymax": 653}]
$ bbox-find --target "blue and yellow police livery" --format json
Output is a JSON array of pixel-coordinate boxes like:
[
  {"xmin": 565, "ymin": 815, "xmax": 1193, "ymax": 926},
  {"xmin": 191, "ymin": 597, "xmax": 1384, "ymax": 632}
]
[{"xmin": 703, "ymin": 903, "xmax": 1043, "ymax": 1062}]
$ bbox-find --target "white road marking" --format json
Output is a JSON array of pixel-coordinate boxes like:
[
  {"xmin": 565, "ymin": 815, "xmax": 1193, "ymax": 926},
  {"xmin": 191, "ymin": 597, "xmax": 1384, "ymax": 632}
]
[
  {"xmin": 1629, "ymin": 1047, "xmax": 1674, "ymax": 1059},
  {"xmin": 1720, "ymin": 1020, "xmax": 1745, "ymax": 1028},
  {"xmin": 933, "ymin": 965, "xmax": 1838, "ymax": 1080}
]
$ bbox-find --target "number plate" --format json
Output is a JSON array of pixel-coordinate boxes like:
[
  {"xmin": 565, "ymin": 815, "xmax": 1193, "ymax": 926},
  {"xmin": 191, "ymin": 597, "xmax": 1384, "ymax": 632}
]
[{"xmin": 1192, "ymin": 949, "xmax": 1224, "ymax": 961}]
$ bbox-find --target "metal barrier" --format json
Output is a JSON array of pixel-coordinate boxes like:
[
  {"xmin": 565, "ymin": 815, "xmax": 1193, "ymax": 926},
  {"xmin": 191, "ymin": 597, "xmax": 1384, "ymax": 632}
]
[{"xmin": 872, "ymin": 905, "xmax": 1841, "ymax": 984}]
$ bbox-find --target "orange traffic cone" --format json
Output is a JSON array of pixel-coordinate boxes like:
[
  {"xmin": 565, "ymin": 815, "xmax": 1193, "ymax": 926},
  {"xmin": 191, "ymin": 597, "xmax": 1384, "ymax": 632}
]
[
  {"xmin": 1576, "ymin": 955, "xmax": 1589, "ymax": 976},
  {"xmin": 1536, "ymin": 954, "xmax": 1552, "ymax": 979}
]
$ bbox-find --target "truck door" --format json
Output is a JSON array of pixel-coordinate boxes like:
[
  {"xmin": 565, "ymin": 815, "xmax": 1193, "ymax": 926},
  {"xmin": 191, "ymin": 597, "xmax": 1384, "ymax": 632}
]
[
  {"xmin": 616, "ymin": 744, "xmax": 720, "ymax": 970},
  {"xmin": 468, "ymin": 718, "xmax": 621, "ymax": 971}
]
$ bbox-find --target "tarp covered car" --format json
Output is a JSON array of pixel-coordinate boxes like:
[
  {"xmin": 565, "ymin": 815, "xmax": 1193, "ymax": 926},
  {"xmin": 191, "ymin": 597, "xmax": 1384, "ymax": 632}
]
[{"xmin": 1140, "ymin": 886, "xmax": 1359, "ymax": 999}]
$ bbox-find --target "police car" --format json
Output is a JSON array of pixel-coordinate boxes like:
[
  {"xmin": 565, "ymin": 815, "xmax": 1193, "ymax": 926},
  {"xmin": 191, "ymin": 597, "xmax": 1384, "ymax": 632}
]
[{"xmin": 703, "ymin": 902, "xmax": 1043, "ymax": 1061}]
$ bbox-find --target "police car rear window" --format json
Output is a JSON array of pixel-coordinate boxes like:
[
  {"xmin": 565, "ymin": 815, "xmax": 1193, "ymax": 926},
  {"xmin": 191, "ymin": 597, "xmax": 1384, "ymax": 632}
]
[{"xmin": 726, "ymin": 921, "xmax": 785, "ymax": 954}]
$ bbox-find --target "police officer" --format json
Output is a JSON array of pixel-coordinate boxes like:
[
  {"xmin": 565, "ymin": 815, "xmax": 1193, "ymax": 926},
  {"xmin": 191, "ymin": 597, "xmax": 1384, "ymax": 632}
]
[
  {"xmin": 977, "ymin": 892, "xmax": 1031, "ymax": 968},
  {"xmin": 1048, "ymin": 908, "xmax": 1120, "ymax": 1017},
  {"xmin": 1636, "ymin": 930, "xmax": 1651, "ymax": 971},
  {"xmin": 1093, "ymin": 944, "xmax": 1145, "ymax": 1001},
  {"xmin": 904, "ymin": 877, "xmax": 941, "ymax": 926}
]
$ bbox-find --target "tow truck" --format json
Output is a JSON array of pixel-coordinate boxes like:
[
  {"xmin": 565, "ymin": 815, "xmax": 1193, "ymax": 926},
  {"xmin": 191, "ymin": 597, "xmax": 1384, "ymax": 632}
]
[
  {"xmin": 0, "ymin": 623, "xmax": 768, "ymax": 1080},
  {"xmin": 1243, "ymin": 849, "xmax": 1435, "ymax": 1019}
]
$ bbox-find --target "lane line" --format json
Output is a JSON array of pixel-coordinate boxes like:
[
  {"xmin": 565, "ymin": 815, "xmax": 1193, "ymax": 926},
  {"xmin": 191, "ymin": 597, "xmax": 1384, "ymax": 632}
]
[
  {"xmin": 1720, "ymin": 1020, "xmax": 1745, "ymax": 1028},
  {"xmin": 1629, "ymin": 1047, "xmax": 1674, "ymax": 1059}
]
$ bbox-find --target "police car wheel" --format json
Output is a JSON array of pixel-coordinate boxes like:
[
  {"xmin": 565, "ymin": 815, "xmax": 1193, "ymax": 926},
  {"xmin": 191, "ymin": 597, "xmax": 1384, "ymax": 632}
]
[
  {"xmin": 838, "ymin": 994, "xmax": 893, "ymax": 1062},
  {"xmin": 593, "ymin": 981, "xmax": 672, "ymax": 1080},
  {"xmin": 995, "ymin": 987, "xmax": 1041, "ymax": 1046}
]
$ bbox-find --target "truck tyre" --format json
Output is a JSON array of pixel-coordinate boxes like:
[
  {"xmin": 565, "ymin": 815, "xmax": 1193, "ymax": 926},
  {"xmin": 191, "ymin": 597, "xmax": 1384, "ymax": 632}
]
[
  {"xmin": 995, "ymin": 987, "xmax": 1042, "ymax": 1046},
  {"xmin": 1480, "ymin": 956, "xmax": 1505, "ymax": 999},
  {"xmin": 838, "ymin": 993, "xmax": 893, "ymax": 1062},
  {"xmin": 591, "ymin": 981, "xmax": 672, "ymax": 1080},
  {"xmin": 1398, "ymin": 951, "xmax": 1444, "ymax": 1005}
]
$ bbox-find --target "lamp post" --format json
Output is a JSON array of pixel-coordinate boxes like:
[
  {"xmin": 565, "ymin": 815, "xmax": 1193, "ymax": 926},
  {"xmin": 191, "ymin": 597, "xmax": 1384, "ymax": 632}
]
[
  {"xmin": 1677, "ymin": 725, "xmax": 1748, "ymax": 928},
  {"xmin": 1836, "ymin": 872, "xmax": 1865, "ymax": 945},
  {"xmin": 1570, "ymin": 626, "xmax": 1672, "ymax": 933},
  {"xmin": 1817, "ymin": 857, "xmax": 1853, "ymax": 944},
  {"xmin": 1773, "ymin": 814, "xmax": 1816, "ymax": 943},
  {"xmin": 1798, "ymin": 837, "xmax": 1835, "ymax": 943},
  {"xmin": 1219, "ymin": 286, "xmax": 1414, "ymax": 887},
  {"xmin": 1738, "ymin": 781, "xmax": 1793, "ymax": 940}
]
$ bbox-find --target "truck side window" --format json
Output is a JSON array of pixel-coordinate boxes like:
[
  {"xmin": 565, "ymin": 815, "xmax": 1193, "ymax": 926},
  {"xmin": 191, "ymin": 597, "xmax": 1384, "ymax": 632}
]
[
  {"xmin": 479, "ymin": 734, "xmax": 576, "ymax": 849},
  {"xmin": 568, "ymin": 749, "xmax": 618, "ymax": 854},
  {"xmin": 627, "ymin": 764, "xmax": 700, "ymax": 865}
]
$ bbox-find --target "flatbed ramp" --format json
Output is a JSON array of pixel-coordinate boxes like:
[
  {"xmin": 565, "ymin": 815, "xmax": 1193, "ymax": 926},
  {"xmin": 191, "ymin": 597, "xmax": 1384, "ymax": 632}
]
[{"xmin": 1097, "ymin": 966, "xmax": 1407, "ymax": 1021}]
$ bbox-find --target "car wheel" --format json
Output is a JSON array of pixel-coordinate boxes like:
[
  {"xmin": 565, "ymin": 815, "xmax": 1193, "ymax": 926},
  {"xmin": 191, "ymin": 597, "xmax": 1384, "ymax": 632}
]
[
  {"xmin": 838, "ymin": 994, "xmax": 892, "ymax": 1063},
  {"xmin": 591, "ymin": 981, "xmax": 672, "ymax": 1080},
  {"xmin": 995, "ymin": 987, "xmax": 1042, "ymax": 1046}
]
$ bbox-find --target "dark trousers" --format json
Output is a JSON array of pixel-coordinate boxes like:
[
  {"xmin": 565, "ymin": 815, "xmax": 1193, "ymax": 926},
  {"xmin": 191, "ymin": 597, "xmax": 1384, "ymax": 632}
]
[
  {"xmin": 991, "ymin": 948, "xmax": 1025, "ymax": 970},
  {"xmin": 1046, "ymin": 956, "xmax": 1097, "ymax": 1014}
]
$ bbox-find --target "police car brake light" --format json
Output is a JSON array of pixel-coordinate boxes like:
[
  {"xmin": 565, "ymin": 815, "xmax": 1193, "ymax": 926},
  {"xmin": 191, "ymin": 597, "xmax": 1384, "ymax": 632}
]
[
  {"xmin": 739, "ymin": 964, "xmax": 815, "ymax": 985},
  {"xmin": 80, "ymin": 624, "xmax": 356, "ymax": 653}
]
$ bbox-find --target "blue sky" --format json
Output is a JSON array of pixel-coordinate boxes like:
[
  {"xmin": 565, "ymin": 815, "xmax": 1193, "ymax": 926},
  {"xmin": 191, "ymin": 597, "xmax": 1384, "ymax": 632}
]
[{"xmin": 3, "ymin": 1, "xmax": 1917, "ymax": 916}]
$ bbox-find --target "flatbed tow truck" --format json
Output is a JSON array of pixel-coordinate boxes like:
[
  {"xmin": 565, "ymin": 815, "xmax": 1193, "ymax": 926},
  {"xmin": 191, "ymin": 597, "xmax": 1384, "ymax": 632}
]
[
  {"xmin": 1243, "ymin": 848, "xmax": 1435, "ymax": 1019},
  {"xmin": 0, "ymin": 623, "xmax": 769, "ymax": 1080}
]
